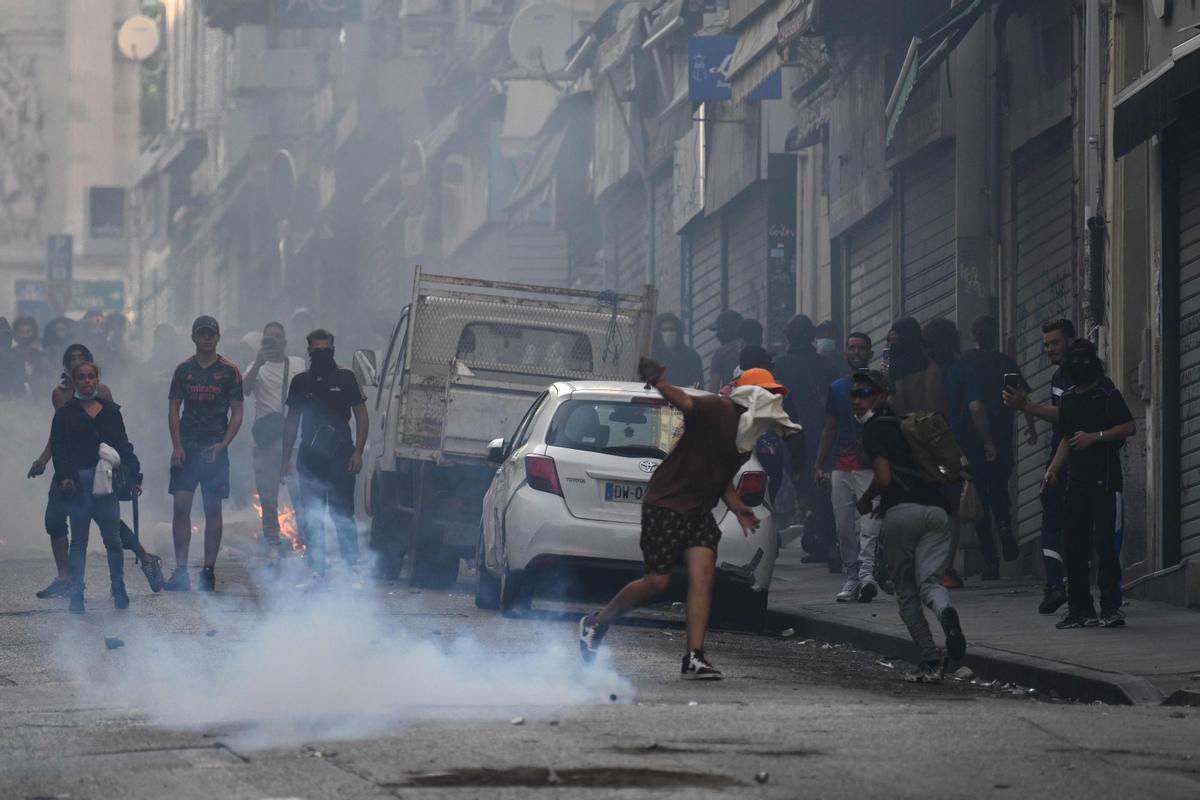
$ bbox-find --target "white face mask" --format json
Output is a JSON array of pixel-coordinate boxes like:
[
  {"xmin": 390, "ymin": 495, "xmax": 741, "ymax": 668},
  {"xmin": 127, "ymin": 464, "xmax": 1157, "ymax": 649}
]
[
  {"xmin": 854, "ymin": 408, "xmax": 876, "ymax": 425},
  {"xmin": 815, "ymin": 338, "xmax": 836, "ymax": 356}
]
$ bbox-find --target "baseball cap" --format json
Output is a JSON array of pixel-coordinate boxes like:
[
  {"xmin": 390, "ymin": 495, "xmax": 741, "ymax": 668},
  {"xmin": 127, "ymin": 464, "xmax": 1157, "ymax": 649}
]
[
  {"xmin": 736, "ymin": 368, "xmax": 788, "ymax": 395},
  {"xmin": 709, "ymin": 309, "xmax": 744, "ymax": 333},
  {"xmin": 192, "ymin": 315, "xmax": 220, "ymax": 335},
  {"xmin": 851, "ymin": 369, "xmax": 889, "ymax": 392}
]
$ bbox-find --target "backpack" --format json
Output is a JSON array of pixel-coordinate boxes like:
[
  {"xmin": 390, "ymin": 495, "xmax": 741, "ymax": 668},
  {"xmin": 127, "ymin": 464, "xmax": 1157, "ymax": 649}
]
[{"xmin": 873, "ymin": 412, "xmax": 971, "ymax": 487}]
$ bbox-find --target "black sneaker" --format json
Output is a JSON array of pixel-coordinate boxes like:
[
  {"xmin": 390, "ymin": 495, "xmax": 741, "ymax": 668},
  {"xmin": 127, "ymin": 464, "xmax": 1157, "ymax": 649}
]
[
  {"xmin": 68, "ymin": 592, "xmax": 85, "ymax": 615},
  {"xmin": 857, "ymin": 582, "xmax": 878, "ymax": 603},
  {"xmin": 112, "ymin": 583, "xmax": 129, "ymax": 610},
  {"xmin": 199, "ymin": 567, "xmax": 216, "ymax": 592},
  {"xmin": 163, "ymin": 567, "xmax": 190, "ymax": 592},
  {"xmin": 1055, "ymin": 613, "xmax": 1100, "ymax": 629},
  {"xmin": 1038, "ymin": 585, "xmax": 1068, "ymax": 615},
  {"xmin": 904, "ymin": 658, "xmax": 944, "ymax": 684},
  {"xmin": 681, "ymin": 650, "xmax": 723, "ymax": 681},
  {"xmin": 939, "ymin": 607, "xmax": 967, "ymax": 661},
  {"xmin": 578, "ymin": 614, "xmax": 608, "ymax": 663},
  {"xmin": 1099, "ymin": 610, "xmax": 1126, "ymax": 628},
  {"xmin": 140, "ymin": 554, "xmax": 164, "ymax": 593},
  {"xmin": 999, "ymin": 526, "xmax": 1020, "ymax": 562},
  {"xmin": 36, "ymin": 578, "xmax": 72, "ymax": 599}
]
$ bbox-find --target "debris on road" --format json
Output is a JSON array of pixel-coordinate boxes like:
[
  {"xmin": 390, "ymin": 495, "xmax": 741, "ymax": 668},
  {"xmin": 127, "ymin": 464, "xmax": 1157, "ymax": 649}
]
[
  {"xmin": 755, "ymin": 771, "xmax": 770, "ymax": 784},
  {"xmin": 687, "ymin": 701, "xmax": 699, "ymax": 707},
  {"xmin": 104, "ymin": 637, "xmax": 123, "ymax": 650},
  {"xmin": 876, "ymin": 659, "xmax": 895, "ymax": 670},
  {"xmin": 780, "ymin": 628, "xmax": 795, "ymax": 638},
  {"xmin": 511, "ymin": 717, "xmax": 526, "ymax": 726},
  {"xmin": 205, "ymin": 629, "xmax": 217, "ymax": 637},
  {"xmin": 954, "ymin": 666, "xmax": 976, "ymax": 680}
]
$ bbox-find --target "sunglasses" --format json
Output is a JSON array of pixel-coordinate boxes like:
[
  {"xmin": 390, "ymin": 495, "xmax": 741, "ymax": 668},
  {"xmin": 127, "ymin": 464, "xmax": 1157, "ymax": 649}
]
[{"xmin": 850, "ymin": 387, "xmax": 878, "ymax": 398}]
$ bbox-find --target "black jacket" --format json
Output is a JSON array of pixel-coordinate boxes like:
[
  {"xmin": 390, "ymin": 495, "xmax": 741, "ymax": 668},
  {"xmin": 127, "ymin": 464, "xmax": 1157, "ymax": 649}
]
[{"xmin": 51, "ymin": 398, "xmax": 141, "ymax": 487}]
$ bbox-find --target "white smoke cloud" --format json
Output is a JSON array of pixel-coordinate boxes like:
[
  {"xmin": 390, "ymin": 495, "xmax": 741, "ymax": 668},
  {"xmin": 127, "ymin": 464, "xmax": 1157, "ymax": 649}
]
[{"xmin": 57, "ymin": 576, "xmax": 632, "ymax": 751}]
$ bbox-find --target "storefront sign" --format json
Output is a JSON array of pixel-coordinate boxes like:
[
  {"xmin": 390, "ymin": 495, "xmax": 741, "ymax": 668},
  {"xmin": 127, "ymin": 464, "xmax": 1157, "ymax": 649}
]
[{"xmin": 689, "ymin": 36, "xmax": 781, "ymax": 101}]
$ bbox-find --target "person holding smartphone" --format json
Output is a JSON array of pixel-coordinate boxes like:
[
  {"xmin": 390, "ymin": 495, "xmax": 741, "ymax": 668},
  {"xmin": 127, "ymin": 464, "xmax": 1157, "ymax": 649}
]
[
  {"xmin": 165, "ymin": 316, "xmax": 244, "ymax": 592},
  {"xmin": 243, "ymin": 322, "xmax": 305, "ymax": 556}
]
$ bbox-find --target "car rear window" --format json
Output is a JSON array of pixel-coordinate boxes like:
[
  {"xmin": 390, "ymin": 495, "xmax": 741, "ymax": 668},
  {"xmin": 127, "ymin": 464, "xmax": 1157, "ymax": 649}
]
[
  {"xmin": 456, "ymin": 323, "xmax": 593, "ymax": 373},
  {"xmin": 546, "ymin": 399, "xmax": 684, "ymax": 458}
]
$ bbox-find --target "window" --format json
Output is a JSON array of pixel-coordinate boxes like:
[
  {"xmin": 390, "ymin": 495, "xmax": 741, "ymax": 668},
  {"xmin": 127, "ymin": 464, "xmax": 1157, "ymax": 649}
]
[
  {"xmin": 511, "ymin": 391, "xmax": 549, "ymax": 452},
  {"xmin": 376, "ymin": 308, "xmax": 409, "ymax": 409},
  {"xmin": 456, "ymin": 322, "xmax": 594, "ymax": 373},
  {"xmin": 546, "ymin": 399, "xmax": 684, "ymax": 458}
]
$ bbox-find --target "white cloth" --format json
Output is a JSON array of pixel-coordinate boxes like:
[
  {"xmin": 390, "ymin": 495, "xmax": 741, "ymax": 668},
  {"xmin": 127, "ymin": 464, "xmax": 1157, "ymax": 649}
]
[
  {"xmin": 246, "ymin": 357, "xmax": 305, "ymax": 420},
  {"xmin": 92, "ymin": 443, "xmax": 121, "ymax": 497},
  {"xmin": 727, "ymin": 385, "xmax": 804, "ymax": 453}
]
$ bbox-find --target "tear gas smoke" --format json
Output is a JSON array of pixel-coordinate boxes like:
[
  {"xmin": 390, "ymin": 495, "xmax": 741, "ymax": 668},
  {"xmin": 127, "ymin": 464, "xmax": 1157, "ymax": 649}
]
[{"xmin": 57, "ymin": 579, "xmax": 632, "ymax": 751}]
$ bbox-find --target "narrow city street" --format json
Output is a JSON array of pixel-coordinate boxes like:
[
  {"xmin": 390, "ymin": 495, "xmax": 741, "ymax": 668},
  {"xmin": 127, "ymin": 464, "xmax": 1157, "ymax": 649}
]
[{"xmin": 1, "ymin": 546, "xmax": 1198, "ymax": 799}]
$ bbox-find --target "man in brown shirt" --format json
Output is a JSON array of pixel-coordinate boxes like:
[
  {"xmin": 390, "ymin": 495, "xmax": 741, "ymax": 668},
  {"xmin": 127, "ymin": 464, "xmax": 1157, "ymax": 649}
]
[{"xmin": 578, "ymin": 358, "xmax": 771, "ymax": 680}]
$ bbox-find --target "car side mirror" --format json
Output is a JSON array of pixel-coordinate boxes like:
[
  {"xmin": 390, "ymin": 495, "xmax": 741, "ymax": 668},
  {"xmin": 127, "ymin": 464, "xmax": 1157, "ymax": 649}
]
[
  {"xmin": 487, "ymin": 437, "xmax": 508, "ymax": 464},
  {"xmin": 353, "ymin": 349, "xmax": 378, "ymax": 388}
]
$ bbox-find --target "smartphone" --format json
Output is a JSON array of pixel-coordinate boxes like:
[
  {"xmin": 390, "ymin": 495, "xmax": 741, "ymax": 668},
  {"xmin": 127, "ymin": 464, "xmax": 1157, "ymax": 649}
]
[{"xmin": 1004, "ymin": 373, "xmax": 1021, "ymax": 390}]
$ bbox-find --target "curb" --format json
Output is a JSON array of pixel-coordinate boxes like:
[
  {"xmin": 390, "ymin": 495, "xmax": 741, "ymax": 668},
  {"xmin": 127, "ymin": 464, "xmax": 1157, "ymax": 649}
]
[{"xmin": 765, "ymin": 606, "xmax": 1164, "ymax": 706}]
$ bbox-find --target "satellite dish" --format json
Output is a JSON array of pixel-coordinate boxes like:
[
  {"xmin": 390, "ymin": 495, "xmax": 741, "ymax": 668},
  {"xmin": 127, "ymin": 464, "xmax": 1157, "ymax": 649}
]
[
  {"xmin": 508, "ymin": 3, "xmax": 575, "ymax": 74},
  {"xmin": 117, "ymin": 15, "xmax": 161, "ymax": 62}
]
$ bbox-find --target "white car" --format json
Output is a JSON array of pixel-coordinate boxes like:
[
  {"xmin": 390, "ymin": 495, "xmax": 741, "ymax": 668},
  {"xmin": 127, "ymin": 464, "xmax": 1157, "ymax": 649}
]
[{"xmin": 475, "ymin": 381, "xmax": 780, "ymax": 628}]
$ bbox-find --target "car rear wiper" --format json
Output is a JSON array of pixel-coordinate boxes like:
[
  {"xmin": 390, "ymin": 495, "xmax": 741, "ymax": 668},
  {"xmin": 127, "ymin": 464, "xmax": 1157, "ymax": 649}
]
[{"xmin": 599, "ymin": 445, "xmax": 667, "ymax": 458}]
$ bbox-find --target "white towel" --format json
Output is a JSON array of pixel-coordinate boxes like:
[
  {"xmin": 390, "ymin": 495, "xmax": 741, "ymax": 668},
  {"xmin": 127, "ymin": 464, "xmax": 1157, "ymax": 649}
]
[
  {"xmin": 92, "ymin": 443, "xmax": 121, "ymax": 497},
  {"xmin": 727, "ymin": 385, "xmax": 804, "ymax": 454}
]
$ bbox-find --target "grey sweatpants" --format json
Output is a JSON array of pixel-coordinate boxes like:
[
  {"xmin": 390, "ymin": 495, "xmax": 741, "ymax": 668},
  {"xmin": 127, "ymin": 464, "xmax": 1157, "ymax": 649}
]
[
  {"xmin": 832, "ymin": 469, "xmax": 881, "ymax": 583},
  {"xmin": 881, "ymin": 502, "xmax": 951, "ymax": 663}
]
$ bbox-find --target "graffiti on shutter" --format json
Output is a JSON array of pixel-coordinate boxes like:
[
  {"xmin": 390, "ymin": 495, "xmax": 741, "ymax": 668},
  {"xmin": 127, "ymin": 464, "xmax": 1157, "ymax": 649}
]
[
  {"xmin": 1013, "ymin": 123, "xmax": 1076, "ymax": 546},
  {"xmin": 900, "ymin": 142, "xmax": 956, "ymax": 324},
  {"xmin": 846, "ymin": 203, "xmax": 893, "ymax": 360}
]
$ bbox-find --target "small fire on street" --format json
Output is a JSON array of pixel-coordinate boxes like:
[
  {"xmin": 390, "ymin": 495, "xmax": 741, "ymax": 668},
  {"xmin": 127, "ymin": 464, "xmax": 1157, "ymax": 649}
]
[{"xmin": 252, "ymin": 495, "xmax": 305, "ymax": 554}]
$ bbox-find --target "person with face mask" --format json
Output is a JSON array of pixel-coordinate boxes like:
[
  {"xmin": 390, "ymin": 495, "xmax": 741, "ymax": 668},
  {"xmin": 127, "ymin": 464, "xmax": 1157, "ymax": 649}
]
[
  {"xmin": 855, "ymin": 369, "xmax": 966, "ymax": 684},
  {"xmin": 50, "ymin": 361, "xmax": 143, "ymax": 614},
  {"xmin": 651, "ymin": 313, "xmax": 703, "ymax": 389},
  {"xmin": 165, "ymin": 316, "xmax": 245, "ymax": 592},
  {"xmin": 281, "ymin": 329, "xmax": 369, "ymax": 584},
  {"xmin": 813, "ymin": 332, "xmax": 883, "ymax": 602}
]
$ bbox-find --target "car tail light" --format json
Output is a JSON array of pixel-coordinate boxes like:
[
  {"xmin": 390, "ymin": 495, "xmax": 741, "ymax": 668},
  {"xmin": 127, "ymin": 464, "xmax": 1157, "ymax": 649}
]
[
  {"xmin": 525, "ymin": 454, "xmax": 563, "ymax": 496},
  {"xmin": 737, "ymin": 471, "xmax": 768, "ymax": 507}
]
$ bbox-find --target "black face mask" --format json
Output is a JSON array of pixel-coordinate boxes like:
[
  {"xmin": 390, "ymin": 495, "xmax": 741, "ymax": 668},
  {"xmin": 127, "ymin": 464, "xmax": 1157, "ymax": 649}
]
[{"xmin": 309, "ymin": 348, "xmax": 336, "ymax": 372}]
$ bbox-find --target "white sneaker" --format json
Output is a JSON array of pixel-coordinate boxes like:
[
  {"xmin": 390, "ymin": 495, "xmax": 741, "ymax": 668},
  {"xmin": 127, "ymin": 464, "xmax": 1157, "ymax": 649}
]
[{"xmin": 836, "ymin": 578, "xmax": 862, "ymax": 602}]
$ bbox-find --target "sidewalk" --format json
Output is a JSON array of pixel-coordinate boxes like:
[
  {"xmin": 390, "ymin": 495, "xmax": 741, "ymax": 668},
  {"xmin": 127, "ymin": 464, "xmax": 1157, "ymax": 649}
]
[{"xmin": 766, "ymin": 548, "xmax": 1200, "ymax": 706}]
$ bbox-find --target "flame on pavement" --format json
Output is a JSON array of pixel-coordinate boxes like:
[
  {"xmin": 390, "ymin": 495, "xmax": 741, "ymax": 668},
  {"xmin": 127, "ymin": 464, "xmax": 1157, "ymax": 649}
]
[{"xmin": 252, "ymin": 494, "xmax": 305, "ymax": 554}]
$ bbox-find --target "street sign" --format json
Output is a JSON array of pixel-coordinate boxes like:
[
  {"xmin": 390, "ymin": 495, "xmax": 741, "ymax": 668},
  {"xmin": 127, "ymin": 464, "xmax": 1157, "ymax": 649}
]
[
  {"xmin": 46, "ymin": 235, "xmax": 72, "ymax": 282},
  {"xmin": 688, "ymin": 36, "xmax": 782, "ymax": 101}
]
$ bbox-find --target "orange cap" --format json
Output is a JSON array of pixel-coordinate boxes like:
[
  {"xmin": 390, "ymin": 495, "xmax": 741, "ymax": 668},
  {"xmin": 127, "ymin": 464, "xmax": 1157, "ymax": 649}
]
[{"xmin": 735, "ymin": 368, "xmax": 788, "ymax": 396}]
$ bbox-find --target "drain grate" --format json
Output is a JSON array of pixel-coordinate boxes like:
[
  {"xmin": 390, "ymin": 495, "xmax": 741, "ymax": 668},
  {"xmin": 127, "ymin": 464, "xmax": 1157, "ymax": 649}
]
[{"xmin": 397, "ymin": 767, "xmax": 738, "ymax": 788}]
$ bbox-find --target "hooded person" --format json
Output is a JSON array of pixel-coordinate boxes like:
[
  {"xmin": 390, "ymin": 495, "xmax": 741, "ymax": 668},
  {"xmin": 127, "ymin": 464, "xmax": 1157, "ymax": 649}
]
[
  {"xmin": 707, "ymin": 310, "xmax": 744, "ymax": 392},
  {"xmin": 43, "ymin": 317, "xmax": 74, "ymax": 356},
  {"xmin": 652, "ymin": 313, "xmax": 703, "ymax": 389}
]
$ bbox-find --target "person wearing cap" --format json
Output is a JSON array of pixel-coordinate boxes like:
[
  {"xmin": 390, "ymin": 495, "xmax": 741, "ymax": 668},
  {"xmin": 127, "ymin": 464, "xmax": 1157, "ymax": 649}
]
[
  {"xmin": 854, "ymin": 369, "xmax": 967, "ymax": 684},
  {"xmin": 707, "ymin": 310, "xmax": 744, "ymax": 392},
  {"xmin": 579, "ymin": 358, "xmax": 799, "ymax": 680},
  {"xmin": 165, "ymin": 315, "xmax": 244, "ymax": 592}
]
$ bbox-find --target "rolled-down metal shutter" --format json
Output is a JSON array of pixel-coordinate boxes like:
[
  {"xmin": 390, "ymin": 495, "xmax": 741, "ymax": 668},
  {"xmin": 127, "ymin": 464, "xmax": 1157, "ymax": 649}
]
[
  {"xmin": 1177, "ymin": 120, "xmax": 1200, "ymax": 558},
  {"xmin": 900, "ymin": 142, "xmax": 957, "ymax": 324},
  {"xmin": 846, "ymin": 202, "xmax": 893, "ymax": 355},
  {"xmin": 1013, "ymin": 124, "xmax": 1076, "ymax": 545},
  {"xmin": 725, "ymin": 185, "xmax": 769, "ymax": 325},
  {"xmin": 688, "ymin": 211, "xmax": 725, "ymax": 362},
  {"xmin": 652, "ymin": 168, "xmax": 682, "ymax": 317}
]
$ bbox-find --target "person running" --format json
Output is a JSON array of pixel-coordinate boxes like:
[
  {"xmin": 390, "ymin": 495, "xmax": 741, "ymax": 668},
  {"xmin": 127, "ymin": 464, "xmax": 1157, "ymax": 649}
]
[
  {"xmin": 243, "ymin": 321, "xmax": 306, "ymax": 556},
  {"xmin": 579, "ymin": 360, "xmax": 798, "ymax": 679},
  {"xmin": 28, "ymin": 344, "xmax": 162, "ymax": 598},
  {"xmin": 281, "ymin": 329, "xmax": 369, "ymax": 581},
  {"xmin": 814, "ymin": 331, "xmax": 882, "ymax": 602},
  {"xmin": 651, "ymin": 313, "xmax": 703, "ymax": 389},
  {"xmin": 50, "ymin": 361, "xmax": 142, "ymax": 614},
  {"xmin": 1044, "ymin": 341, "xmax": 1135, "ymax": 629},
  {"xmin": 855, "ymin": 369, "xmax": 966, "ymax": 683},
  {"xmin": 166, "ymin": 315, "xmax": 244, "ymax": 592},
  {"xmin": 1002, "ymin": 318, "xmax": 1087, "ymax": 613}
]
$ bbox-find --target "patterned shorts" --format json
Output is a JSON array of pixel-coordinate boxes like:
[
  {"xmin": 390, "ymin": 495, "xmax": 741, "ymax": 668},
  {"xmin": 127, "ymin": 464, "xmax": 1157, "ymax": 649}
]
[{"xmin": 640, "ymin": 504, "xmax": 722, "ymax": 576}]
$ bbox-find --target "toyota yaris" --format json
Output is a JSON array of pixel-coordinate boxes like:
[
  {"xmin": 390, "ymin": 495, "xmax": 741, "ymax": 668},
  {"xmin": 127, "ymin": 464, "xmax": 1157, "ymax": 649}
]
[{"xmin": 475, "ymin": 381, "xmax": 780, "ymax": 628}]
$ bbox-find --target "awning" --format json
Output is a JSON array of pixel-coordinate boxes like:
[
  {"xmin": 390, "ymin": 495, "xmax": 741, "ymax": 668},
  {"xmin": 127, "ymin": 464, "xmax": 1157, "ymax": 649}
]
[
  {"xmin": 508, "ymin": 124, "xmax": 571, "ymax": 215},
  {"xmin": 134, "ymin": 131, "xmax": 207, "ymax": 184},
  {"xmin": 596, "ymin": 5, "xmax": 645, "ymax": 74},
  {"xmin": 643, "ymin": 0, "xmax": 687, "ymax": 50},
  {"xmin": 728, "ymin": 0, "xmax": 800, "ymax": 105},
  {"xmin": 1113, "ymin": 33, "xmax": 1200, "ymax": 158},
  {"xmin": 885, "ymin": 0, "xmax": 993, "ymax": 146},
  {"xmin": 500, "ymin": 80, "xmax": 561, "ymax": 158}
]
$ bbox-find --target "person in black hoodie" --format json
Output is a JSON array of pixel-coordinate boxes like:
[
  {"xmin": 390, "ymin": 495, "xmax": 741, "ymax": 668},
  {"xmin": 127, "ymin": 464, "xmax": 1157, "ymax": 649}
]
[
  {"xmin": 651, "ymin": 313, "xmax": 703, "ymax": 389},
  {"xmin": 51, "ymin": 361, "xmax": 142, "ymax": 614}
]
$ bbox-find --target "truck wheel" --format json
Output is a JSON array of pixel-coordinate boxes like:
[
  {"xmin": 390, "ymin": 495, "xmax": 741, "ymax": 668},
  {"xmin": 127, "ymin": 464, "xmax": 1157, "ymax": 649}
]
[
  {"xmin": 474, "ymin": 531, "xmax": 500, "ymax": 610},
  {"xmin": 499, "ymin": 569, "xmax": 532, "ymax": 617}
]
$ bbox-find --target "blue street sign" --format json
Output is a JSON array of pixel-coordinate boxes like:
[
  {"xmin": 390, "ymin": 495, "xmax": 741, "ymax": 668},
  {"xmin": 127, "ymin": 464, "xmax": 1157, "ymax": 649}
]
[
  {"xmin": 46, "ymin": 234, "xmax": 72, "ymax": 282},
  {"xmin": 688, "ymin": 36, "xmax": 783, "ymax": 102}
]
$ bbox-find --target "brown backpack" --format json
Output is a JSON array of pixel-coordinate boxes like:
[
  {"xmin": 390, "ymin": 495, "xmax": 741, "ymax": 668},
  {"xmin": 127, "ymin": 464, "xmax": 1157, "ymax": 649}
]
[{"xmin": 872, "ymin": 412, "xmax": 972, "ymax": 487}]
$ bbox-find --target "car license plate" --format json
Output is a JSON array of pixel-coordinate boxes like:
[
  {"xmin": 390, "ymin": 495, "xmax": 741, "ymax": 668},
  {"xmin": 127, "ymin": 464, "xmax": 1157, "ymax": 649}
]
[{"xmin": 604, "ymin": 481, "xmax": 646, "ymax": 504}]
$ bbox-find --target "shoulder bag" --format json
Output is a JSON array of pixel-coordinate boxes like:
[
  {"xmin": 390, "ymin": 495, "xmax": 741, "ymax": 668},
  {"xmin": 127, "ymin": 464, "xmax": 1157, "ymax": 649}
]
[{"xmin": 251, "ymin": 359, "xmax": 290, "ymax": 448}]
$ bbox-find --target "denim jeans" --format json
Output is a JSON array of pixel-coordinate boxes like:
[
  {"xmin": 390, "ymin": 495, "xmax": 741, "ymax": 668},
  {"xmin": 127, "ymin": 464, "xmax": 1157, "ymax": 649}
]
[
  {"xmin": 297, "ymin": 452, "xmax": 360, "ymax": 573},
  {"xmin": 67, "ymin": 469, "xmax": 125, "ymax": 593}
]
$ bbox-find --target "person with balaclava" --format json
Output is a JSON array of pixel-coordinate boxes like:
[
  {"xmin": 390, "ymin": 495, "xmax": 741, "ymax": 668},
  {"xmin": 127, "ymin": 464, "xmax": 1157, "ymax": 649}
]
[
  {"xmin": 652, "ymin": 313, "xmax": 703, "ymax": 389},
  {"xmin": 707, "ymin": 310, "xmax": 744, "ymax": 392},
  {"xmin": 281, "ymin": 329, "xmax": 369, "ymax": 585}
]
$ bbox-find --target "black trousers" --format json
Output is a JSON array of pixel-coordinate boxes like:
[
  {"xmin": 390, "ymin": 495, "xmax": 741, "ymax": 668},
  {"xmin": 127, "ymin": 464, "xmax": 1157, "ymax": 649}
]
[{"xmin": 1063, "ymin": 482, "xmax": 1123, "ymax": 617}]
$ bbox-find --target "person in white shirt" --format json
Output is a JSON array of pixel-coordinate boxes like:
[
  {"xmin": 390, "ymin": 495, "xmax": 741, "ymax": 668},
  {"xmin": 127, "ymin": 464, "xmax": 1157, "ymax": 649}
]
[{"xmin": 243, "ymin": 322, "xmax": 305, "ymax": 555}]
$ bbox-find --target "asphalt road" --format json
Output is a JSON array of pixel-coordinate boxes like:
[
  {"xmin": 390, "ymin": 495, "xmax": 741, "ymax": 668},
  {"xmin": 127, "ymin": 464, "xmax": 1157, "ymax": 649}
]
[{"xmin": 1, "ymin": 550, "xmax": 1198, "ymax": 799}]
